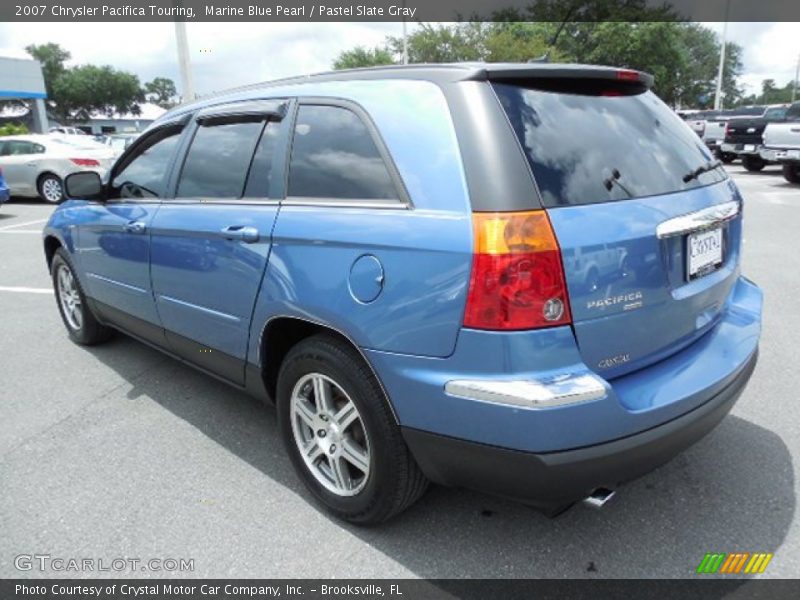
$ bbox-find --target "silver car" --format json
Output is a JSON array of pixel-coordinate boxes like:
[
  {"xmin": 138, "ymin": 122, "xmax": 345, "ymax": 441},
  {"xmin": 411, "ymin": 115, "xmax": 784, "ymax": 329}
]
[{"xmin": 0, "ymin": 134, "xmax": 114, "ymax": 203}]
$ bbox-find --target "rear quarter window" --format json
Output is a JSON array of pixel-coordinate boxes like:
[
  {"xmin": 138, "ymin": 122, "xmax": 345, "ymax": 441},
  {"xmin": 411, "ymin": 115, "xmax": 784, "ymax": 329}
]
[
  {"xmin": 287, "ymin": 104, "xmax": 398, "ymax": 201},
  {"xmin": 493, "ymin": 82, "xmax": 727, "ymax": 207}
]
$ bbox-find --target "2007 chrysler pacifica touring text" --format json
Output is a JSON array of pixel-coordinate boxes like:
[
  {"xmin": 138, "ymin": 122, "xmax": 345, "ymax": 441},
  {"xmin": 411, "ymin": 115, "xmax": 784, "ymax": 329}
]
[{"xmin": 43, "ymin": 63, "xmax": 762, "ymax": 523}]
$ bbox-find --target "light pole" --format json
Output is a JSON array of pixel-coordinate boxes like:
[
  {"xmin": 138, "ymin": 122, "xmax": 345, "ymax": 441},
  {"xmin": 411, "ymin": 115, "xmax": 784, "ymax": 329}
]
[
  {"xmin": 401, "ymin": 1, "xmax": 408, "ymax": 65},
  {"xmin": 174, "ymin": 20, "xmax": 195, "ymax": 103},
  {"xmin": 714, "ymin": 2, "xmax": 731, "ymax": 110}
]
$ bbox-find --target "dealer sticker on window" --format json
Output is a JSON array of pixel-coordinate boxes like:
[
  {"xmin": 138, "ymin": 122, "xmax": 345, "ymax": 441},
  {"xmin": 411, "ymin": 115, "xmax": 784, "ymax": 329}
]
[{"xmin": 687, "ymin": 227, "xmax": 723, "ymax": 280}]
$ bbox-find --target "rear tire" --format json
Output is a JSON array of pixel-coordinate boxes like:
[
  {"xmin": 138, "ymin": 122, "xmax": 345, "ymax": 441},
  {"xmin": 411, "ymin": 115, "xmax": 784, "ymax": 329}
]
[
  {"xmin": 38, "ymin": 173, "xmax": 64, "ymax": 204},
  {"xmin": 720, "ymin": 153, "xmax": 736, "ymax": 164},
  {"xmin": 783, "ymin": 164, "xmax": 800, "ymax": 184},
  {"xmin": 741, "ymin": 155, "xmax": 765, "ymax": 172},
  {"xmin": 51, "ymin": 248, "xmax": 113, "ymax": 345},
  {"xmin": 277, "ymin": 334, "xmax": 428, "ymax": 524}
]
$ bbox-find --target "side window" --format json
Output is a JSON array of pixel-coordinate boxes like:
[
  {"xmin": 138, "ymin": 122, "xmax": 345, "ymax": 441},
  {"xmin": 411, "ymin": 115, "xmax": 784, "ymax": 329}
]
[
  {"xmin": 288, "ymin": 104, "xmax": 398, "ymax": 201},
  {"xmin": 177, "ymin": 118, "xmax": 265, "ymax": 199},
  {"xmin": 6, "ymin": 141, "xmax": 38, "ymax": 155},
  {"xmin": 109, "ymin": 129, "xmax": 182, "ymax": 200},
  {"xmin": 0, "ymin": 142, "xmax": 7, "ymax": 156},
  {"xmin": 244, "ymin": 121, "xmax": 281, "ymax": 198}
]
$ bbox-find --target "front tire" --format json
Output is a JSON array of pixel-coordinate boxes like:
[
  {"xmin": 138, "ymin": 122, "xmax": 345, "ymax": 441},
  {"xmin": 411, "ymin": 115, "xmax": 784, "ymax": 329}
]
[
  {"xmin": 742, "ymin": 155, "xmax": 765, "ymax": 172},
  {"xmin": 51, "ymin": 248, "xmax": 113, "ymax": 345},
  {"xmin": 277, "ymin": 334, "xmax": 428, "ymax": 524},
  {"xmin": 783, "ymin": 164, "xmax": 800, "ymax": 184},
  {"xmin": 38, "ymin": 173, "xmax": 64, "ymax": 204}
]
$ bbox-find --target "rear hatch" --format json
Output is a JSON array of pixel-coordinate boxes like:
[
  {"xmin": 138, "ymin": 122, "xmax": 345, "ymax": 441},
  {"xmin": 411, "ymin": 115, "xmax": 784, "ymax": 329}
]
[
  {"xmin": 492, "ymin": 75, "xmax": 742, "ymax": 379},
  {"xmin": 725, "ymin": 117, "xmax": 768, "ymax": 146}
]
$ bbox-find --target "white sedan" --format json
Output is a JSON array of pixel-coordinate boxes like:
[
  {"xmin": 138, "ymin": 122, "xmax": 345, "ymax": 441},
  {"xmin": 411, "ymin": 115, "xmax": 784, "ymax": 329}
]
[{"xmin": 0, "ymin": 134, "xmax": 115, "ymax": 203}]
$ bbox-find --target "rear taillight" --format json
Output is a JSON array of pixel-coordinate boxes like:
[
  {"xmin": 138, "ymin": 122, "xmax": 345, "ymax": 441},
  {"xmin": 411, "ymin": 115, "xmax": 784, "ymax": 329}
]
[
  {"xmin": 724, "ymin": 122, "xmax": 730, "ymax": 137},
  {"xmin": 70, "ymin": 158, "xmax": 100, "ymax": 167},
  {"xmin": 464, "ymin": 210, "xmax": 572, "ymax": 330}
]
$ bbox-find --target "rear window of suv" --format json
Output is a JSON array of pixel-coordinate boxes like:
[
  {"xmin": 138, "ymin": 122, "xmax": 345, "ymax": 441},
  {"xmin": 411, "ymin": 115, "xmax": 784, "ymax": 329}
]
[{"xmin": 492, "ymin": 82, "xmax": 728, "ymax": 207}]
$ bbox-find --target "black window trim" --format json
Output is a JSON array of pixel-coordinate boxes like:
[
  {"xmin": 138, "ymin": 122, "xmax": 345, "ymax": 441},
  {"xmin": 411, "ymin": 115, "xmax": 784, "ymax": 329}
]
[
  {"xmin": 166, "ymin": 99, "xmax": 290, "ymax": 206},
  {"xmin": 283, "ymin": 97, "xmax": 412, "ymax": 210},
  {"xmin": 105, "ymin": 118, "xmax": 190, "ymax": 205}
]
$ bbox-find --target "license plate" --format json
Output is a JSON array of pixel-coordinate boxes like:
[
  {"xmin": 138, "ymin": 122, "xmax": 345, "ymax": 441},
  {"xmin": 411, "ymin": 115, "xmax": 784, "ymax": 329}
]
[
  {"xmin": 687, "ymin": 228, "xmax": 723, "ymax": 280},
  {"xmin": 744, "ymin": 144, "xmax": 756, "ymax": 152}
]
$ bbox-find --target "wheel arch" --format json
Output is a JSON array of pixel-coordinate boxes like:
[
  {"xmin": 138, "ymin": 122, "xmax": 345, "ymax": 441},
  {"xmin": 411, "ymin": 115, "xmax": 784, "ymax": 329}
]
[
  {"xmin": 43, "ymin": 234, "xmax": 63, "ymax": 272},
  {"xmin": 257, "ymin": 316, "xmax": 399, "ymax": 423}
]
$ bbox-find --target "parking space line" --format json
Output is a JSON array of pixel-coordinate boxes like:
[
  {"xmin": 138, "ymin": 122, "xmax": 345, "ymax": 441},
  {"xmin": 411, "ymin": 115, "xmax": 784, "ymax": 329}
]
[
  {"xmin": 0, "ymin": 219, "xmax": 48, "ymax": 231},
  {"xmin": 0, "ymin": 286, "xmax": 52, "ymax": 294}
]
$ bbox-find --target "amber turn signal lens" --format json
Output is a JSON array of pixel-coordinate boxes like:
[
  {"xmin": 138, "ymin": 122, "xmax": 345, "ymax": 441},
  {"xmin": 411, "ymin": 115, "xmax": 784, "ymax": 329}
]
[{"xmin": 472, "ymin": 210, "xmax": 559, "ymax": 255}]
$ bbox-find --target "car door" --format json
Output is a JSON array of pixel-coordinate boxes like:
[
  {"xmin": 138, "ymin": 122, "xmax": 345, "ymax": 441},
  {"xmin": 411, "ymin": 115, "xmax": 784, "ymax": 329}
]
[
  {"xmin": 0, "ymin": 140, "xmax": 44, "ymax": 195},
  {"xmin": 75, "ymin": 117, "xmax": 189, "ymax": 344},
  {"xmin": 148, "ymin": 100, "xmax": 289, "ymax": 385}
]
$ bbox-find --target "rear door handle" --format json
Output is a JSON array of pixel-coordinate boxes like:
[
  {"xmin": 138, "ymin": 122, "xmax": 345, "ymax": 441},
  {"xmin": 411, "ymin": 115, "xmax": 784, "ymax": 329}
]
[
  {"xmin": 124, "ymin": 220, "xmax": 146, "ymax": 234},
  {"xmin": 221, "ymin": 225, "xmax": 259, "ymax": 243}
]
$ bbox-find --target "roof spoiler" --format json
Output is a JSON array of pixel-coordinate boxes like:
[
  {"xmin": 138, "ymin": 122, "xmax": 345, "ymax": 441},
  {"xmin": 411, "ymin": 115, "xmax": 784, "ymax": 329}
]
[{"xmin": 471, "ymin": 65, "xmax": 655, "ymax": 89}]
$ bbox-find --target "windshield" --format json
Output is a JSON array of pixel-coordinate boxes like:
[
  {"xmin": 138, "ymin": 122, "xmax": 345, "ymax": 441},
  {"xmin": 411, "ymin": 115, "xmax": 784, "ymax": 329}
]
[{"xmin": 493, "ymin": 83, "xmax": 727, "ymax": 207}]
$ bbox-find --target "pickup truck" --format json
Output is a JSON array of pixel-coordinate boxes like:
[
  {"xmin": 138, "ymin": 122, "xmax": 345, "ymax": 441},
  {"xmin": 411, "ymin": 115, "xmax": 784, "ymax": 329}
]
[
  {"xmin": 760, "ymin": 102, "xmax": 800, "ymax": 184},
  {"xmin": 690, "ymin": 107, "xmax": 764, "ymax": 164},
  {"xmin": 720, "ymin": 104, "xmax": 790, "ymax": 171}
]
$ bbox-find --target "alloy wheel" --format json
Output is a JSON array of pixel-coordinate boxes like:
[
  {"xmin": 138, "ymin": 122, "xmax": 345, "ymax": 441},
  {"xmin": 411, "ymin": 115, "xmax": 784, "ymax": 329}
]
[
  {"xmin": 41, "ymin": 177, "xmax": 63, "ymax": 203},
  {"xmin": 290, "ymin": 372, "xmax": 371, "ymax": 497},
  {"xmin": 57, "ymin": 264, "xmax": 83, "ymax": 331}
]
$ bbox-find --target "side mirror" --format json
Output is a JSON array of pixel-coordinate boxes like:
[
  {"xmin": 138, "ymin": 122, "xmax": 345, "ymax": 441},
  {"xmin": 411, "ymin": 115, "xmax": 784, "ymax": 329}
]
[{"xmin": 65, "ymin": 171, "xmax": 104, "ymax": 200}]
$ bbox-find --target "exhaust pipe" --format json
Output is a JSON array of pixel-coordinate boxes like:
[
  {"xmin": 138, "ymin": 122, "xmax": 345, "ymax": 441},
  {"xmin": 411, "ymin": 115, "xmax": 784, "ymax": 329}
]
[{"xmin": 582, "ymin": 488, "xmax": 616, "ymax": 509}]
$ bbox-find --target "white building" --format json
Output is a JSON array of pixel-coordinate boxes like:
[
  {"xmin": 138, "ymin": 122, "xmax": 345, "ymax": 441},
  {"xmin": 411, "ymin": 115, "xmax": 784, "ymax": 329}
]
[{"xmin": 0, "ymin": 56, "xmax": 48, "ymax": 132}]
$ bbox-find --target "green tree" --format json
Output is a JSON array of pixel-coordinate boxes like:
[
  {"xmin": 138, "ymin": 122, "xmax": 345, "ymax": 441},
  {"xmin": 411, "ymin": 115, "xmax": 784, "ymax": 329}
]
[
  {"xmin": 52, "ymin": 65, "xmax": 144, "ymax": 122},
  {"xmin": 144, "ymin": 77, "xmax": 178, "ymax": 108},
  {"xmin": 387, "ymin": 23, "xmax": 487, "ymax": 63},
  {"xmin": 333, "ymin": 46, "xmax": 395, "ymax": 70},
  {"xmin": 25, "ymin": 42, "xmax": 70, "ymax": 101},
  {"xmin": 0, "ymin": 123, "xmax": 29, "ymax": 136},
  {"xmin": 24, "ymin": 42, "xmax": 146, "ymax": 123}
]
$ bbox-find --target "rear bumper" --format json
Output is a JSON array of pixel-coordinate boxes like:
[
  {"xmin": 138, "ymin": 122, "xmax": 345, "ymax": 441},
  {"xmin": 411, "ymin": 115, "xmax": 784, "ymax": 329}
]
[
  {"xmin": 761, "ymin": 147, "xmax": 800, "ymax": 164},
  {"xmin": 403, "ymin": 348, "xmax": 757, "ymax": 507},
  {"xmin": 721, "ymin": 142, "xmax": 762, "ymax": 156}
]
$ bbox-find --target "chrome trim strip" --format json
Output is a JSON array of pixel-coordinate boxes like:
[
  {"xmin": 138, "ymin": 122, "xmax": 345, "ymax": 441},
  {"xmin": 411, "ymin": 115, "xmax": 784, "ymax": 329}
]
[
  {"xmin": 282, "ymin": 197, "xmax": 411, "ymax": 210},
  {"xmin": 444, "ymin": 373, "xmax": 607, "ymax": 409},
  {"xmin": 158, "ymin": 295, "xmax": 241, "ymax": 323},
  {"xmin": 86, "ymin": 272, "xmax": 147, "ymax": 295},
  {"xmin": 656, "ymin": 200, "xmax": 739, "ymax": 239}
]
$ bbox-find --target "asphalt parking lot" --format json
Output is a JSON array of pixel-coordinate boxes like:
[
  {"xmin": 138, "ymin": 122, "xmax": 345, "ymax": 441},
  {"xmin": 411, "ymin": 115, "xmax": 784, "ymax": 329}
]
[{"xmin": 0, "ymin": 164, "xmax": 798, "ymax": 580}]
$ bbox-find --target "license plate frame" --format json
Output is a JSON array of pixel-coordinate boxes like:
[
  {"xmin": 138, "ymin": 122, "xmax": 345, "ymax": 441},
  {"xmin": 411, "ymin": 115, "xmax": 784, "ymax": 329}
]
[{"xmin": 687, "ymin": 227, "xmax": 724, "ymax": 281}]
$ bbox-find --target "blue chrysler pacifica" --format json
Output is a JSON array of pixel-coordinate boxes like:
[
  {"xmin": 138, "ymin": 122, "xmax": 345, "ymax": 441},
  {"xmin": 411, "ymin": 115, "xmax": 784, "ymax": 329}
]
[{"xmin": 43, "ymin": 64, "xmax": 762, "ymax": 523}]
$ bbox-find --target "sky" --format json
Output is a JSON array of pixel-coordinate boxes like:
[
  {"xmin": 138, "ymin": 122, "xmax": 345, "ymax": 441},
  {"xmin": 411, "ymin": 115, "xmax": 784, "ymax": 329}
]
[{"xmin": 0, "ymin": 21, "xmax": 797, "ymax": 102}]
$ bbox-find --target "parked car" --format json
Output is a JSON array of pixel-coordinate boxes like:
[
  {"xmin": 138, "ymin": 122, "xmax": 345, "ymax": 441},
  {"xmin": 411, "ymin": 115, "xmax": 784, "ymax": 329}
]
[
  {"xmin": 0, "ymin": 134, "xmax": 114, "ymax": 203},
  {"xmin": 0, "ymin": 166, "xmax": 9, "ymax": 204},
  {"xmin": 49, "ymin": 126, "xmax": 88, "ymax": 136},
  {"xmin": 43, "ymin": 63, "xmax": 762, "ymax": 523},
  {"xmin": 101, "ymin": 133, "xmax": 139, "ymax": 158},
  {"xmin": 720, "ymin": 104, "xmax": 790, "ymax": 171},
  {"xmin": 760, "ymin": 102, "xmax": 800, "ymax": 183}
]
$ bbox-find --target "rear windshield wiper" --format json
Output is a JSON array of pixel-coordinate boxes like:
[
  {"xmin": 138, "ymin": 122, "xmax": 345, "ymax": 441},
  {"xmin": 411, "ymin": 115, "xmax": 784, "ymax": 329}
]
[
  {"xmin": 602, "ymin": 168, "xmax": 632, "ymax": 198},
  {"xmin": 682, "ymin": 160, "xmax": 723, "ymax": 183}
]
